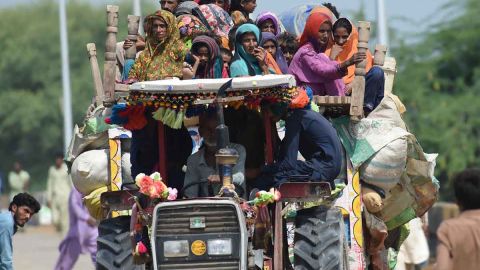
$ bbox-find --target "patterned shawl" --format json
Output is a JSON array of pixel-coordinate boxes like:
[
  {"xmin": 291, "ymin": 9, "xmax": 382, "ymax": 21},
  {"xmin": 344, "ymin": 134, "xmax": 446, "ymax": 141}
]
[
  {"xmin": 177, "ymin": 14, "xmax": 209, "ymax": 48},
  {"xmin": 129, "ymin": 10, "xmax": 188, "ymax": 81},
  {"xmin": 191, "ymin": 35, "xmax": 225, "ymax": 78}
]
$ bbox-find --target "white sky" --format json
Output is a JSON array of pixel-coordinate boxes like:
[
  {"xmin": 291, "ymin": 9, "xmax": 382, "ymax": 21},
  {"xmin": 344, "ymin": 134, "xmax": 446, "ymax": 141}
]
[{"xmin": 2, "ymin": 0, "xmax": 451, "ymax": 35}]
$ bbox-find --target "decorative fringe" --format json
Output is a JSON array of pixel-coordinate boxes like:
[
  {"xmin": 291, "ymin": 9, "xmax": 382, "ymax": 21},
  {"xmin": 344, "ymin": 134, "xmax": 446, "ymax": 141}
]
[
  {"xmin": 172, "ymin": 110, "xmax": 185, "ymax": 129},
  {"xmin": 152, "ymin": 107, "xmax": 165, "ymax": 121}
]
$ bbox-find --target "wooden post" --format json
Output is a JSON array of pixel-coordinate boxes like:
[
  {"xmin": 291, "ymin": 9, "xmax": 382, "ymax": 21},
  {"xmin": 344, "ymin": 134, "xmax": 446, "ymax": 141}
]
[
  {"xmin": 273, "ymin": 201, "xmax": 283, "ymax": 270},
  {"xmin": 373, "ymin": 44, "xmax": 387, "ymax": 66},
  {"xmin": 103, "ymin": 5, "xmax": 119, "ymax": 107},
  {"xmin": 125, "ymin": 15, "xmax": 140, "ymax": 61},
  {"xmin": 350, "ymin": 21, "xmax": 371, "ymax": 121},
  {"xmin": 86, "ymin": 43, "xmax": 104, "ymax": 106}
]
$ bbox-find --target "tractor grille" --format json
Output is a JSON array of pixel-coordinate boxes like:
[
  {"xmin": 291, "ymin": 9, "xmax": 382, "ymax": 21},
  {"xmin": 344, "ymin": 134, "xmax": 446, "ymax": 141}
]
[
  {"xmin": 157, "ymin": 260, "xmax": 239, "ymax": 270},
  {"xmin": 155, "ymin": 204, "xmax": 240, "ymax": 235},
  {"xmin": 154, "ymin": 203, "xmax": 242, "ymax": 270}
]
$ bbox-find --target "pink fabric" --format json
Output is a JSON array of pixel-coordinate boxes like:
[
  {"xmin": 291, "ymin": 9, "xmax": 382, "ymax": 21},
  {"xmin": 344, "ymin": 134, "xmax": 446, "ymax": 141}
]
[
  {"xmin": 54, "ymin": 189, "xmax": 97, "ymax": 269},
  {"xmin": 288, "ymin": 42, "xmax": 346, "ymax": 96}
]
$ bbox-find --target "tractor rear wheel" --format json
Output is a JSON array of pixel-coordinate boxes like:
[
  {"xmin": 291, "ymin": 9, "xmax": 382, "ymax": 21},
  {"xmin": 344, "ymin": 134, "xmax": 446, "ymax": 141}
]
[{"xmin": 294, "ymin": 206, "xmax": 347, "ymax": 270}]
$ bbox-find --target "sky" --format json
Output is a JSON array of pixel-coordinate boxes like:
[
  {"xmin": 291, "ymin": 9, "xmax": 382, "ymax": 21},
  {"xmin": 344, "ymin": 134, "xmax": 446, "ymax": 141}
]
[{"xmin": 1, "ymin": 0, "xmax": 452, "ymax": 39}]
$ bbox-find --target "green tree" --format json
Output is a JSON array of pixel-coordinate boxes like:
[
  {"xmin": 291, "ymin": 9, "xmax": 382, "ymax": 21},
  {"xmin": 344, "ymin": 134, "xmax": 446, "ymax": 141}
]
[
  {"xmin": 0, "ymin": 0, "xmax": 154, "ymax": 191},
  {"xmin": 393, "ymin": 0, "xmax": 480, "ymax": 200}
]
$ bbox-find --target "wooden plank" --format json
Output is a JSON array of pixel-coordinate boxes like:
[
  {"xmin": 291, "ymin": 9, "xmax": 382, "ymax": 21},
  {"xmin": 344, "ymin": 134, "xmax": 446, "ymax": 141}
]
[
  {"xmin": 86, "ymin": 43, "xmax": 104, "ymax": 105},
  {"xmin": 115, "ymin": 83, "xmax": 129, "ymax": 92}
]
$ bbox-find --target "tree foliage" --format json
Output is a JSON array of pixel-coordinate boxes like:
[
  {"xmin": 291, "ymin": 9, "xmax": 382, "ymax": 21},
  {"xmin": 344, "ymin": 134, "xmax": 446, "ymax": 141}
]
[
  {"xmin": 393, "ymin": 0, "xmax": 480, "ymax": 199},
  {"xmin": 0, "ymin": 0, "xmax": 153, "ymax": 190}
]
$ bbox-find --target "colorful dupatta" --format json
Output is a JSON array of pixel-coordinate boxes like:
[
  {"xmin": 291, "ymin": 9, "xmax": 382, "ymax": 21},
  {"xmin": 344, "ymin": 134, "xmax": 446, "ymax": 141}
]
[
  {"xmin": 129, "ymin": 10, "xmax": 188, "ymax": 81},
  {"xmin": 191, "ymin": 35, "xmax": 226, "ymax": 78},
  {"xmin": 230, "ymin": 24, "xmax": 280, "ymax": 77},
  {"xmin": 177, "ymin": 14, "xmax": 209, "ymax": 48},
  {"xmin": 325, "ymin": 18, "xmax": 373, "ymax": 84},
  {"xmin": 260, "ymin": 32, "xmax": 289, "ymax": 74},
  {"xmin": 255, "ymin": 11, "xmax": 286, "ymax": 36}
]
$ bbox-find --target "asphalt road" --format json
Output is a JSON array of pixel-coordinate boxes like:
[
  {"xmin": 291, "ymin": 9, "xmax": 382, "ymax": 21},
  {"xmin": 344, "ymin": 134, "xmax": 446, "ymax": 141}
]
[{"xmin": 12, "ymin": 225, "xmax": 94, "ymax": 270}]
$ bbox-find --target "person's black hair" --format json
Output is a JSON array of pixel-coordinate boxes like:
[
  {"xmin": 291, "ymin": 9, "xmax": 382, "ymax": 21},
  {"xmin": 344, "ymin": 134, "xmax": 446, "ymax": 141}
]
[
  {"xmin": 228, "ymin": 24, "xmax": 242, "ymax": 50},
  {"xmin": 332, "ymin": 18, "xmax": 352, "ymax": 35},
  {"xmin": 277, "ymin": 32, "xmax": 299, "ymax": 54},
  {"xmin": 454, "ymin": 168, "xmax": 480, "ymax": 210},
  {"xmin": 198, "ymin": 0, "xmax": 215, "ymax": 4},
  {"xmin": 220, "ymin": 47, "xmax": 233, "ymax": 58},
  {"xmin": 323, "ymin": 2, "xmax": 340, "ymax": 19},
  {"xmin": 9, "ymin": 193, "xmax": 41, "ymax": 213},
  {"xmin": 55, "ymin": 152, "xmax": 64, "ymax": 159},
  {"xmin": 230, "ymin": 0, "xmax": 254, "ymax": 14}
]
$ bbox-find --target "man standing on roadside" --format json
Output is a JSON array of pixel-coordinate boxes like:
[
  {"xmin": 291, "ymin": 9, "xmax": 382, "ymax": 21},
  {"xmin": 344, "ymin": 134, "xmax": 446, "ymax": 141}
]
[
  {"xmin": 0, "ymin": 193, "xmax": 41, "ymax": 269},
  {"xmin": 8, "ymin": 162, "xmax": 30, "ymax": 201},
  {"xmin": 46, "ymin": 153, "xmax": 72, "ymax": 235}
]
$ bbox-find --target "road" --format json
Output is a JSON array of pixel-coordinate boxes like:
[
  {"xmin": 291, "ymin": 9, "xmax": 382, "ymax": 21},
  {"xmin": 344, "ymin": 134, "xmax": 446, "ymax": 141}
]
[{"xmin": 12, "ymin": 225, "xmax": 94, "ymax": 270}]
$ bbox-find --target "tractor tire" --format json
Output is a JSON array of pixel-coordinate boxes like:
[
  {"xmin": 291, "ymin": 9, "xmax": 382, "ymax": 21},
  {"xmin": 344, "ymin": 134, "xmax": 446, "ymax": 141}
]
[
  {"xmin": 294, "ymin": 206, "xmax": 347, "ymax": 270},
  {"xmin": 96, "ymin": 216, "xmax": 144, "ymax": 270}
]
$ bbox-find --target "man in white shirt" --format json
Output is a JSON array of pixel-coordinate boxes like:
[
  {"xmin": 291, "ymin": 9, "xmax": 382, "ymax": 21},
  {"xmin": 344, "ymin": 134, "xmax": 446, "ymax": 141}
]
[
  {"xmin": 46, "ymin": 154, "xmax": 72, "ymax": 234},
  {"xmin": 8, "ymin": 162, "xmax": 30, "ymax": 201}
]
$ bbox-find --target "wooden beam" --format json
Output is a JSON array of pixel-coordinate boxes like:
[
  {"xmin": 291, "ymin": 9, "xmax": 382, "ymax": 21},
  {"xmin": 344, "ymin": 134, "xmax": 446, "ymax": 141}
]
[
  {"xmin": 374, "ymin": 44, "xmax": 387, "ymax": 66},
  {"xmin": 103, "ymin": 5, "xmax": 119, "ymax": 107},
  {"xmin": 125, "ymin": 15, "xmax": 140, "ymax": 61},
  {"xmin": 86, "ymin": 43, "xmax": 104, "ymax": 106},
  {"xmin": 350, "ymin": 21, "xmax": 371, "ymax": 121}
]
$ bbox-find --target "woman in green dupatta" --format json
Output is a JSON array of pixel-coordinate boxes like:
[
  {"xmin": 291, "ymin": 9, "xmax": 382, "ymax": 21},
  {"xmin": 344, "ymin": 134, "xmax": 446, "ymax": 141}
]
[{"xmin": 129, "ymin": 10, "xmax": 188, "ymax": 81}]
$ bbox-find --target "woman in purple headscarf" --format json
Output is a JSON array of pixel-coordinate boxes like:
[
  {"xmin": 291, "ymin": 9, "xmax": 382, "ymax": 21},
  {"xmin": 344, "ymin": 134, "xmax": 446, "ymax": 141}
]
[
  {"xmin": 260, "ymin": 32, "xmax": 289, "ymax": 74},
  {"xmin": 255, "ymin": 11, "xmax": 285, "ymax": 36}
]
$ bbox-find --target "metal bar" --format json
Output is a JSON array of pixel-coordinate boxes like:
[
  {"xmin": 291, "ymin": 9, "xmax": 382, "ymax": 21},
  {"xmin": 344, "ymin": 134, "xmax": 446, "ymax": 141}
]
[{"xmin": 59, "ymin": 0, "xmax": 73, "ymax": 152}]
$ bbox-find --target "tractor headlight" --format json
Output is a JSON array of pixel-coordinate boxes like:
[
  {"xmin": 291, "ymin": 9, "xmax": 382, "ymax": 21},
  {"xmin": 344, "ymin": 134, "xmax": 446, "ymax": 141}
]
[
  {"xmin": 163, "ymin": 240, "xmax": 189, "ymax": 258},
  {"xmin": 207, "ymin": 239, "xmax": 232, "ymax": 256}
]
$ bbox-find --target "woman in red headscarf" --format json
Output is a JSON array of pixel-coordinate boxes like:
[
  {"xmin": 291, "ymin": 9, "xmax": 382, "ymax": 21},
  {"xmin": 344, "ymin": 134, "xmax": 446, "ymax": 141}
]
[{"xmin": 288, "ymin": 11, "xmax": 365, "ymax": 96}]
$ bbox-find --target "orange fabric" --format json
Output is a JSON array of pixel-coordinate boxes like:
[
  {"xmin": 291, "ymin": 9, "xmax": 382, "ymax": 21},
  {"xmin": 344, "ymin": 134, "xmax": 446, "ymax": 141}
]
[
  {"xmin": 325, "ymin": 21, "xmax": 373, "ymax": 84},
  {"xmin": 265, "ymin": 52, "xmax": 282, "ymax": 74},
  {"xmin": 310, "ymin": 6, "xmax": 335, "ymax": 22},
  {"xmin": 299, "ymin": 12, "xmax": 333, "ymax": 48},
  {"xmin": 289, "ymin": 88, "xmax": 310, "ymax": 109}
]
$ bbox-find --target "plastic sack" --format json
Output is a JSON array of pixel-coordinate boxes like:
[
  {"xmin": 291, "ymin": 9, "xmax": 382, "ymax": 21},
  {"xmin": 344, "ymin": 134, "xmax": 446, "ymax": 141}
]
[
  {"xmin": 71, "ymin": 149, "xmax": 132, "ymax": 195},
  {"xmin": 83, "ymin": 186, "xmax": 109, "ymax": 220}
]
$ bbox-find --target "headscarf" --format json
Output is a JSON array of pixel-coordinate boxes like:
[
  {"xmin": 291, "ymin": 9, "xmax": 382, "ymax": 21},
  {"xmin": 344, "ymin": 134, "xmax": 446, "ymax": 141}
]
[
  {"xmin": 191, "ymin": 4, "xmax": 233, "ymax": 48},
  {"xmin": 255, "ymin": 11, "xmax": 286, "ymax": 36},
  {"xmin": 129, "ymin": 10, "xmax": 188, "ymax": 81},
  {"xmin": 299, "ymin": 12, "xmax": 333, "ymax": 51},
  {"xmin": 174, "ymin": 1, "xmax": 199, "ymax": 16},
  {"xmin": 260, "ymin": 32, "xmax": 289, "ymax": 74},
  {"xmin": 279, "ymin": 4, "xmax": 335, "ymax": 37},
  {"xmin": 230, "ymin": 24, "xmax": 262, "ymax": 77},
  {"xmin": 230, "ymin": 24, "xmax": 281, "ymax": 77},
  {"xmin": 176, "ymin": 14, "xmax": 209, "ymax": 48},
  {"xmin": 325, "ymin": 18, "xmax": 373, "ymax": 84},
  {"xmin": 191, "ymin": 35, "xmax": 225, "ymax": 78}
]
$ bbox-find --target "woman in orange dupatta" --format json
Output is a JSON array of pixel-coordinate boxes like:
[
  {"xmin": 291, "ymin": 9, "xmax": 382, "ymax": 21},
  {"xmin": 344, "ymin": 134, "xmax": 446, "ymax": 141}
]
[
  {"xmin": 327, "ymin": 18, "xmax": 385, "ymax": 112},
  {"xmin": 288, "ymin": 9, "xmax": 365, "ymax": 95}
]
